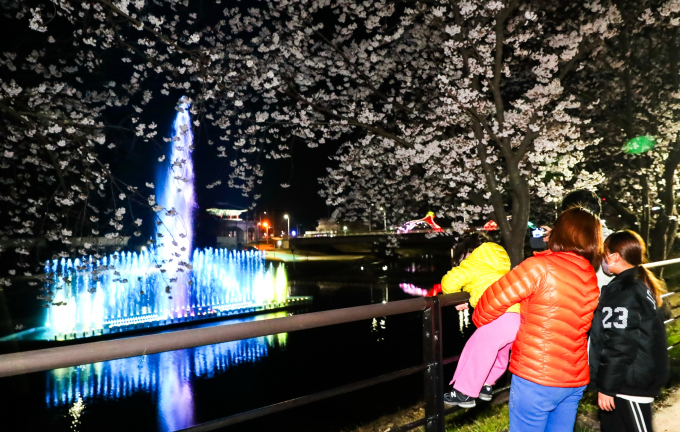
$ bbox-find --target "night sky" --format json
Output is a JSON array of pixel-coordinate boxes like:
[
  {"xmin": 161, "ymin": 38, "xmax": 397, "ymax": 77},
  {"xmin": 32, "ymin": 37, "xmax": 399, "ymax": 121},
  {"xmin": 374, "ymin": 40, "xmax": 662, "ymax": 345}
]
[{"xmin": 110, "ymin": 96, "xmax": 335, "ymax": 235}]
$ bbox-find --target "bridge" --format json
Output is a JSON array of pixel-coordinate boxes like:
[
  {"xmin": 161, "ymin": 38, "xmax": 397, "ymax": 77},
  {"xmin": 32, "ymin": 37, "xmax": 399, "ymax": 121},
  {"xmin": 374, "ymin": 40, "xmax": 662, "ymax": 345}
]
[{"xmin": 292, "ymin": 231, "xmax": 457, "ymax": 255}]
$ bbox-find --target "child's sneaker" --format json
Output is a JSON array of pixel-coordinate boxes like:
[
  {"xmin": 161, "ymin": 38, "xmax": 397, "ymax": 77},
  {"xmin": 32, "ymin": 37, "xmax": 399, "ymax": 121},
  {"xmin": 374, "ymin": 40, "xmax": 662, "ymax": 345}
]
[
  {"xmin": 479, "ymin": 385, "xmax": 493, "ymax": 401},
  {"xmin": 443, "ymin": 389, "xmax": 476, "ymax": 408}
]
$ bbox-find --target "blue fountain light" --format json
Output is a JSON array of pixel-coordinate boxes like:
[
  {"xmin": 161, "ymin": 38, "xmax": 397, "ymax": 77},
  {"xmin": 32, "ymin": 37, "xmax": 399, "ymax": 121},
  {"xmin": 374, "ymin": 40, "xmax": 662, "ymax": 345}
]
[
  {"xmin": 42, "ymin": 248, "xmax": 302, "ymax": 341},
  {"xmin": 34, "ymin": 98, "xmax": 310, "ymax": 342},
  {"xmin": 155, "ymin": 97, "xmax": 195, "ymax": 304}
]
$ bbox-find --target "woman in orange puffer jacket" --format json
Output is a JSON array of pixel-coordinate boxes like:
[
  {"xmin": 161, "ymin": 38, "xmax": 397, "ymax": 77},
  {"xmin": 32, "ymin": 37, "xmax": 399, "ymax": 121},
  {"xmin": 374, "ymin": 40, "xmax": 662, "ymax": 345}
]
[{"xmin": 473, "ymin": 207, "xmax": 602, "ymax": 432}]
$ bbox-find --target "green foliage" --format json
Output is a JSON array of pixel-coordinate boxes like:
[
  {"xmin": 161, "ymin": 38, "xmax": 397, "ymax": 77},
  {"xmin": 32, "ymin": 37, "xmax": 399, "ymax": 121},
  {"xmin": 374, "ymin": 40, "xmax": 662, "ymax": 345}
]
[
  {"xmin": 445, "ymin": 405, "xmax": 509, "ymax": 432},
  {"xmin": 577, "ymin": 392, "xmax": 599, "ymax": 417},
  {"xmin": 667, "ymin": 321, "xmax": 680, "ymax": 349},
  {"xmin": 574, "ymin": 423, "xmax": 597, "ymax": 432}
]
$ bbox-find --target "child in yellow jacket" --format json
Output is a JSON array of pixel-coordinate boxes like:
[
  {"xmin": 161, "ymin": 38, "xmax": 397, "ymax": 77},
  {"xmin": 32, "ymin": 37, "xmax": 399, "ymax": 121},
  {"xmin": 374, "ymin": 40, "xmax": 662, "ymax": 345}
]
[{"xmin": 442, "ymin": 234, "xmax": 520, "ymax": 408}]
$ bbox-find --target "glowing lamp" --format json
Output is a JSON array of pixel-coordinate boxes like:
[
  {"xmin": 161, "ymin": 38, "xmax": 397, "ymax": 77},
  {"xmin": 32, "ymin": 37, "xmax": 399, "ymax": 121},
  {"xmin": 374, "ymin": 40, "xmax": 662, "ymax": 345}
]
[{"xmin": 291, "ymin": 230, "xmax": 297, "ymax": 237}]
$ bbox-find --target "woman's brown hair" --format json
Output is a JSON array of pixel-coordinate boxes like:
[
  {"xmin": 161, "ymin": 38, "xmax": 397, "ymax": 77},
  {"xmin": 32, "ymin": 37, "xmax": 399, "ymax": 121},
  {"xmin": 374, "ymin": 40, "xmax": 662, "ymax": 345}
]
[
  {"xmin": 604, "ymin": 230, "xmax": 666, "ymax": 306},
  {"xmin": 547, "ymin": 207, "xmax": 603, "ymax": 268}
]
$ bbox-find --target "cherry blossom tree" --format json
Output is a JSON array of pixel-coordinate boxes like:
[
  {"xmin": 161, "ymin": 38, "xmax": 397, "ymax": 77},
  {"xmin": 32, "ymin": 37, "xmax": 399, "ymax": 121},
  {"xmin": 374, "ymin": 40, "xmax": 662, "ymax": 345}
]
[
  {"xmin": 578, "ymin": 0, "xmax": 680, "ymax": 268},
  {"xmin": 5, "ymin": 0, "xmax": 668, "ymax": 275},
  {"xmin": 217, "ymin": 0, "xmax": 620, "ymax": 265},
  {"xmin": 0, "ymin": 0, "xmax": 227, "ymax": 284}
]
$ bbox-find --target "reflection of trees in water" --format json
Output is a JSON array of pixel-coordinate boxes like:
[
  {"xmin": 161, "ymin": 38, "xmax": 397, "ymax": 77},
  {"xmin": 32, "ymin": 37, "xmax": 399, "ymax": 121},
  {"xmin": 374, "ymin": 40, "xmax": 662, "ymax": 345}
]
[{"xmin": 458, "ymin": 309, "xmax": 470, "ymax": 335}]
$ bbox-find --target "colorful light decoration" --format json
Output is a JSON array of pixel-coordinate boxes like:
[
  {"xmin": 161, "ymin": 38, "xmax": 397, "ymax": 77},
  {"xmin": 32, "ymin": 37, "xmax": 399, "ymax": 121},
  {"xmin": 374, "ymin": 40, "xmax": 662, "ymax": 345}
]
[
  {"xmin": 483, "ymin": 220, "xmax": 498, "ymax": 231},
  {"xmin": 397, "ymin": 212, "xmax": 444, "ymax": 234},
  {"xmin": 622, "ymin": 135, "xmax": 656, "ymax": 154}
]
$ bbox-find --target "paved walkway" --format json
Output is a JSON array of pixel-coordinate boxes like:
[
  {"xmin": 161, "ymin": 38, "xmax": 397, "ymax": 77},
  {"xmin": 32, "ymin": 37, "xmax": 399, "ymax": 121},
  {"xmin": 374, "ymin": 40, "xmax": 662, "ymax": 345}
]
[{"xmin": 655, "ymin": 388, "xmax": 680, "ymax": 432}]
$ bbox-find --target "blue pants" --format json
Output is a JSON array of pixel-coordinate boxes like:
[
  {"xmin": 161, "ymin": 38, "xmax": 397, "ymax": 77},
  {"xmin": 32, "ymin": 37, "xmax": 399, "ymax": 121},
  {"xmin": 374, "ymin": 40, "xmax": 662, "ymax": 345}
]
[{"xmin": 509, "ymin": 374, "xmax": 586, "ymax": 432}]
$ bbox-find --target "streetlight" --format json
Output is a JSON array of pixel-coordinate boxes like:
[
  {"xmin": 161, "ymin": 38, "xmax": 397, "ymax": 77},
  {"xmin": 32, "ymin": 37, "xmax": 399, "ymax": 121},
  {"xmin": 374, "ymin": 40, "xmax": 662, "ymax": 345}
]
[
  {"xmin": 380, "ymin": 207, "xmax": 387, "ymax": 231},
  {"xmin": 284, "ymin": 214, "xmax": 290, "ymax": 238},
  {"xmin": 263, "ymin": 221, "xmax": 269, "ymax": 245},
  {"xmin": 343, "ymin": 226, "xmax": 348, "ymax": 236}
]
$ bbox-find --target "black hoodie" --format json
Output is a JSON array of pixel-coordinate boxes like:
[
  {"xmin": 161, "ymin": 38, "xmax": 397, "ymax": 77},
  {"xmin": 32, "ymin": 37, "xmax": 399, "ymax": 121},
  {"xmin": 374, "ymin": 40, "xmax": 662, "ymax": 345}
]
[{"xmin": 588, "ymin": 267, "xmax": 669, "ymax": 397}]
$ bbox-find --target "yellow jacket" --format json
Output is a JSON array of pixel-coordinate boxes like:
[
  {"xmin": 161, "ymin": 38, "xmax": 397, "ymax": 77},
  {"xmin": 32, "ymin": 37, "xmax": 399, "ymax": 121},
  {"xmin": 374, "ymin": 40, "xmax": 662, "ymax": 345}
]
[{"xmin": 441, "ymin": 242, "xmax": 519, "ymax": 313}]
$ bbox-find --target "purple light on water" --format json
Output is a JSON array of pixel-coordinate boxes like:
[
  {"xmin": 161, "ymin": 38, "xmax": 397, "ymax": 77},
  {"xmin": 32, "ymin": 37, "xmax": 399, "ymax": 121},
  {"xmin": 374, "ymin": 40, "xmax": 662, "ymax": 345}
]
[{"xmin": 398, "ymin": 283, "xmax": 429, "ymax": 297}]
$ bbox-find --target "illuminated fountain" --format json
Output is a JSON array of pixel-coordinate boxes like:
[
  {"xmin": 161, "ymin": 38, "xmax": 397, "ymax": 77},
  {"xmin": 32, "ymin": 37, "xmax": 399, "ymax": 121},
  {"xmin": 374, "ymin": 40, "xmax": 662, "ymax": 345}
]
[
  {"xmin": 36, "ymin": 99, "xmax": 309, "ymax": 342},
  {"xmin": 42, "ymin": 248, "xmax": 301, "ymax": 340}
]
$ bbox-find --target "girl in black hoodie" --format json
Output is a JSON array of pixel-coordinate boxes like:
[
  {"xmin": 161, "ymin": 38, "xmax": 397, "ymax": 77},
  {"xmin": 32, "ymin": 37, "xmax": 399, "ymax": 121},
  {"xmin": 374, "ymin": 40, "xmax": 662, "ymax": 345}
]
[{"xmin": 589, "ymin": 230, "xmax": 669, "ymax": 432}]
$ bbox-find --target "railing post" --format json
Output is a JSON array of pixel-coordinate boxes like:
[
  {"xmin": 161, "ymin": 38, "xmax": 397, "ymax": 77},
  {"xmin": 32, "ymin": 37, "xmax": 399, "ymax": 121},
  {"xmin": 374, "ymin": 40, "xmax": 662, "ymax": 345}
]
[{"xmin": 423, "ymin": 297, "xmax": 445, "ymax": 432}]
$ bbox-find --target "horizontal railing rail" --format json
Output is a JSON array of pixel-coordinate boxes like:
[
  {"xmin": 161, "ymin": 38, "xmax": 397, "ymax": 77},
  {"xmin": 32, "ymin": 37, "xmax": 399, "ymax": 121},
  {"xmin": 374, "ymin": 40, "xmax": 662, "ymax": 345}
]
[
  {"xmin": 0, "ymin": 295, "xmax": 448, "ymax": 378},
  {"xmin": 643, "ymin": 258, "xmax": 680, "ymax": 269}
]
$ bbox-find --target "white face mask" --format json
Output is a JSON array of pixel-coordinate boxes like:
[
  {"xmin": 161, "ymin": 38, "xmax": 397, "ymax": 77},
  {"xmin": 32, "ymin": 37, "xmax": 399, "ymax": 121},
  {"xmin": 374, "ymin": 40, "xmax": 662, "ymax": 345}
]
[{"xmin": 601, "ymin": 253, "xmax": 616, "ymax": 277}]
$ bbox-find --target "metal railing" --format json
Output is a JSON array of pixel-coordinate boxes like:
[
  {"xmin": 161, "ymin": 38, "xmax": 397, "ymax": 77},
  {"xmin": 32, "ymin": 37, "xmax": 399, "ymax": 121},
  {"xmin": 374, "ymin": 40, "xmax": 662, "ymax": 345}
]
[
  {"xmin": 2, "ymin": 257, "xmax": 680, "ymax": 431},
  {"xmin": 0, "ymin": 291, "xmax": 474, "ymax": 432},
  {"xmin": 639, "ymin": 259, "xmax": 680, "ymax": 351},
  {"xmin": 656, "ymin": 259, "xmax": 680, "ymax": 351}
]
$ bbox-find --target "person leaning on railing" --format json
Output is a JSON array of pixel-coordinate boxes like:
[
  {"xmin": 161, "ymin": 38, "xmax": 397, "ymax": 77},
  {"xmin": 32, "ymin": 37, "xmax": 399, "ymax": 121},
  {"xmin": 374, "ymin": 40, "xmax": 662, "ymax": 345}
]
[
  {"xmin": 473, "ymin": 207, "xmax": 602, "ymax": 432},
  {"xmin": 439, "ymin": 233, "xmax": 520, "ymax": 408}
]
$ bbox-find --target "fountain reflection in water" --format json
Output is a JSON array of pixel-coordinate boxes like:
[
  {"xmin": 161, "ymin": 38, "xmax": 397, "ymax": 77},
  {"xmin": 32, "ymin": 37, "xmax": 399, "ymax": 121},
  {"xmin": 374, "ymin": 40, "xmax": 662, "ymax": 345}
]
[{"xmin": 45, "ymin": 313, "xmax": 288, "ymax": 432}]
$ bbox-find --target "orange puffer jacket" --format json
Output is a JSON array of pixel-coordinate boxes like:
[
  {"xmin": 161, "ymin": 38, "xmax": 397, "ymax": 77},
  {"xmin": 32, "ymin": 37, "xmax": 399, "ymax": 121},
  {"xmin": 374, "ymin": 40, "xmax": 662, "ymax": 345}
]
[{"xmin": 473, "ymin": 250, "xmax": 599, "ymax": 388}]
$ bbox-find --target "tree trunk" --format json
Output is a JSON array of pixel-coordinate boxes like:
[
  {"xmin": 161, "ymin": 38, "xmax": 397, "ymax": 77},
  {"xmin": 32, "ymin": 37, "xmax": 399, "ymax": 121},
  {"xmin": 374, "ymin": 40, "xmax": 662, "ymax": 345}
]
[
  {"xmin": 639, "ymin": 164, "xmax": 651, "ymax": 246},
  {"xmin": 505, "ymin": 166, "xmax": 531, "ymax": 267},
  {"xmin": 472, "ymin": 120, "xmax": 528, "ymax": 268},
  {"xmin": 649, "ymin": 31, "xmax": 680, "ymax": 273},
  {"xmin": 649, "ymin": 140, "xmax": 680, "ymax": 274}
]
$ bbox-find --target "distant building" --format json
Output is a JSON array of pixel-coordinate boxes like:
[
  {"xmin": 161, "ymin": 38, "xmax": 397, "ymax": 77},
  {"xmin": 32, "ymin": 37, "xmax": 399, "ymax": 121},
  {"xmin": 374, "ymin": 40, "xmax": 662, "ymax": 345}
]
[{"xmin": 205, "ymin": 208, "xmax": 256, "ymax": 248}]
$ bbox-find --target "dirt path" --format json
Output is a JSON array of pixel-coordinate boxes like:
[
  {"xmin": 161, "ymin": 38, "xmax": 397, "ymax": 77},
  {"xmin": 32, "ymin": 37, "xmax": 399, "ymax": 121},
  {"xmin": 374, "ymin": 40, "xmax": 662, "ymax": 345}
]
[{"xmin": 655, "ymin": 388, "xmax": 680, "ymax": 432}]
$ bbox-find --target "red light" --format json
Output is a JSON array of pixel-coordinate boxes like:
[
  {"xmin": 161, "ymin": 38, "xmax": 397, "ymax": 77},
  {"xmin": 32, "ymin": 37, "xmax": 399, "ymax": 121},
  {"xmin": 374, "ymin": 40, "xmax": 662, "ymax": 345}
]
[{"xmin": 483, "ymin": 220, "xmax": 499, "ymax": 231}]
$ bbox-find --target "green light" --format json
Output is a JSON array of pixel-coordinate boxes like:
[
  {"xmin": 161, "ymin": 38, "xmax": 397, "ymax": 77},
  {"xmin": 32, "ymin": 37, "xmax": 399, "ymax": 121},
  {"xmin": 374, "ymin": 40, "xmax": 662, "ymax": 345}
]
[
  {"xmin": 527, "ymin": 221, "xmax": 536, "ymax": 229},
  {"xmin": 622, "ymin": 135, "xmax": 656, "ymax": 154}
]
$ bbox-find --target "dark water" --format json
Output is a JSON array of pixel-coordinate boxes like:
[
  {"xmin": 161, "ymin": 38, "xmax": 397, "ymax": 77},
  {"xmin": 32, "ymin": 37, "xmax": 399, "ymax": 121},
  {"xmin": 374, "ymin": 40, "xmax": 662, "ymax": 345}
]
[{"xmin": 0, "ymin": 259, "xmax": 475, "ymax": 431}]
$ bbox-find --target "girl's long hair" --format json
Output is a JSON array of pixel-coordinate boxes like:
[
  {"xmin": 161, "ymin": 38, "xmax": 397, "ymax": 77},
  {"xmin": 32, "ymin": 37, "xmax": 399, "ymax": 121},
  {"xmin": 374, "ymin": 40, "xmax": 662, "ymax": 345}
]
[
  {"xmin": 604, "ymin": 230, "xmax": 666, "ymax": 306},
  {"xmin": 452, "ymin": 232, "xmax": 488, "ymax": 266}
]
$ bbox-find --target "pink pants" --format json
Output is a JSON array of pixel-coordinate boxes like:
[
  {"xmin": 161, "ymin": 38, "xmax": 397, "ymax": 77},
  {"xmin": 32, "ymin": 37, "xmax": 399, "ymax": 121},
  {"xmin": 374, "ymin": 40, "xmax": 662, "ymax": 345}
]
[{"xmin": 450, "ymin": 312, "xmax": 521, "ymax": 398}]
